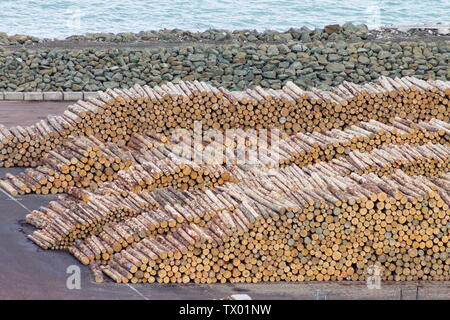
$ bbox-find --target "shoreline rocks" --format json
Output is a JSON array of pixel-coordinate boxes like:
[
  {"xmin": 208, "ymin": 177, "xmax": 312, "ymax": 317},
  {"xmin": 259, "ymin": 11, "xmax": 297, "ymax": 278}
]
[
  {"xmin": 1, "ymin": 23, "xmax": 449, "ymax": 46},
  {"xmin": 0, "ymin": 35, "xmax": 448, "ymax": 92}
]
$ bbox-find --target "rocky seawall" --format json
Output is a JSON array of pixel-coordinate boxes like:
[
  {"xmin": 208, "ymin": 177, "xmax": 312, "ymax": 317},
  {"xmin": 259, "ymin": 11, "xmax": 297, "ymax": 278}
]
[
  {"xmin": 0, "ymin": 24, "xmax": 448, "ymax": 92},
  {"xmin": 0, "ymin": 23, "xmax": 392, "ymax": 44}
]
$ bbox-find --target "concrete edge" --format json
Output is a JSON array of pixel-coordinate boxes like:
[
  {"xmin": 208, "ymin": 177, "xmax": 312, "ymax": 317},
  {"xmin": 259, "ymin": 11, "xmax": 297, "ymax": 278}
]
[{"xmin": 0, "ymin": 91, "xmax": 98, "ymax": 101}]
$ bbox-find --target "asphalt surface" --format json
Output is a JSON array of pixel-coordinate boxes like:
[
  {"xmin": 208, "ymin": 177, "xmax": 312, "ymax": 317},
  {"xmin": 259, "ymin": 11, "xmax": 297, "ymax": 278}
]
[
  {"xmin": 0, "ymin": 166, "xmax": 449, "ymax": 300},
  {"xmin": 0, "ymin": 101, "xmax": 69, "ymax": 127}
]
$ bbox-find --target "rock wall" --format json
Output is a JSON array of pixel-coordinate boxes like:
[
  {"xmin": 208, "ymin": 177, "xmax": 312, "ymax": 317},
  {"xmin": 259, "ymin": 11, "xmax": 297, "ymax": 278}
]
[
  {"xmin": 0, "ymin": 24, "xmax": 373, "ymax": 44},
  {"xmin": 0, "ymin": 39, "xmax": 448, "ymax": 92}
]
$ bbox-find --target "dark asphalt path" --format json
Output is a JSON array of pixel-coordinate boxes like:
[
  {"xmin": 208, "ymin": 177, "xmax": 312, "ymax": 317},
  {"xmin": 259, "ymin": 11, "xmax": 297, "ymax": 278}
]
[{"xmin": 0, "ymin": 101, "xmax": 69, "ymax": 127}]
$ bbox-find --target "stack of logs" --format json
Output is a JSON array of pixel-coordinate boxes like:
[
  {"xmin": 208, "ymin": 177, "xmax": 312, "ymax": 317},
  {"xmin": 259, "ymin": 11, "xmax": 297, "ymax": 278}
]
[
  {"xmin": 0, "ymin": 135, "xmax": 133, "ymax": 196},
  {"xmin": 23, "ymin": 139, "xmax": 449, "ymax": 282},
  {"xmin": 1, "ymin": 77, "xmax": 449, "ymax": 284},
  {"xmin": 1, "ymin": 116, "xmax": 448, "ymax": 197},
  {"xmin": 0, "ymin": 76, "xmax": 449, "ymax": 168},
  {"xmin": 278, "ymin": 117, "xmax": 449, "ymax": 168},
  {"xmin": 0, "ymin": 131, "xmax": 237, "ymax": 196},
  {"xmin": 26, "ymin": 189, "xmax": 160, "ymax": 248},
  {"xmin": 229, "ymin": 143, "xmax": 450, "ymax": 182},
  {"xmin": 26, "ymin": 186, "xmax": 238, "ymax": 250},
  {"xmin": 24, "ymin": 136, "xmax": 449, "ymax": 250},
  {"xmin": 96, "ymin": 169, "xmax": 450, "ymax": 283}
]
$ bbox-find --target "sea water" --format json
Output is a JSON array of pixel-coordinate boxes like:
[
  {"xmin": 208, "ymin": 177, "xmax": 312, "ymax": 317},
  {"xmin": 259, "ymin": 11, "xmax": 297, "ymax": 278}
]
[{"xmin": 0, "ymin": 0, "xmax": 448, "ymax": 39}]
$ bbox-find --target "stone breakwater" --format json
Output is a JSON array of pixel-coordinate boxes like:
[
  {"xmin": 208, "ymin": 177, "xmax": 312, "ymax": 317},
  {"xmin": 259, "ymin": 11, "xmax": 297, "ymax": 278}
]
[
  {"xmin": 1, "ymin": 23, "xmax": 448, "ymax": 45},
  {"xmin": 0, "ymin": 24, "xmax": 384, "ymax": 45},
  {"xmin": 0, "ymin": 38, "xmax": 448, "ymax": 92}
]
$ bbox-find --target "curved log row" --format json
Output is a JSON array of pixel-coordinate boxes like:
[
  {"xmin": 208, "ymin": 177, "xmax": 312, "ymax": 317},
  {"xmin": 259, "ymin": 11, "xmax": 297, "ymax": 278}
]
[
  {"xmin": 26, "ymin": 187, "xmax": 240, "ymax": 250},
  {"xmin": 97, "ymin": 170, "xmax": 450, "ymax": 283},
  {"xmin": 277, "ymin": 117, "xmax": 449, "ymax": 168},
  {"xmin": 26, "ymin": 191, "xmax": 159, "ymax": 249},
  {"xmin": 0, "ymin": 76, "xmax": 449, "ymax": 168},
  {"xmin": 230, "ymin": 143, "xmax": 450, "ymax": 181},
  {"xmin": 0, "ymin": 135, "xmax": 134, "ymax": 196},
  {"xmin": 1, "ymin": 117, "xmax": 448, "ymax": 197},
  {"xmin": 68, "ymin": 205, "xmax": 238, "ymax": 265}
]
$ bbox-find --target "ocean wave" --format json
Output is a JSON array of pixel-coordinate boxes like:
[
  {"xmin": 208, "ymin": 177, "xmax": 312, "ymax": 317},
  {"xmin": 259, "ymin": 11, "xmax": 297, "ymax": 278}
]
[{"xmin": 0, "ymin": 0, "xmax": 448, "ymax": 38}]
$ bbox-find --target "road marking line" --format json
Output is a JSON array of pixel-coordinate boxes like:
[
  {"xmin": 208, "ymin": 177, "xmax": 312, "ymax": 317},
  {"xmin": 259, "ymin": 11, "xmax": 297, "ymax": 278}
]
[
  {"xmin": 0, "ymin": 189, "xmax": 30, "ymax": 212},
  {"xmin": 126, "ymin": 283, "xmax": 149, "ymax": 300},
  {"xmin": 230, "ymin": 294, "xmax": 252, "ymax": 300}
]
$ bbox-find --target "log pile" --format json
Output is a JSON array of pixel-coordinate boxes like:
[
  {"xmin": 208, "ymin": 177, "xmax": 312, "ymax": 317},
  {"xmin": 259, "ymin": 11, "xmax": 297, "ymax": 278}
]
[
  {"xmin": 0, "ymin": 135, "xmax": 133, "ymax": 195},
  {"xmin": 24, "ymin": 137, "xmax": 449, "ymax": 249},
  {"xmin": 68, "ymin": 193, "xmax": 237, "ymax": 265},
  {"xmin": 5, "ymin": 115, "xmax": 446, "ymax": 198},
  {"xmin": 336, "ymin": 143, "xmax": 449, "ymax": 177},
  {"xmin": 20, "ymin": 164, "xmax": 450, "ymax": 283},
  {"xmin": 26, "ymin": 190, "xmax": 159, "ymax": 249},
  {"xmin": 98, "ymin": 170, "xmax": 450, "ymax": 283},
  {"xmin": 1, "ymin": 77, "xmax": 449, "ymax": 284},
  {"xmin": 23, "ymin": 138, "xmax": 449, "ymax": 279},
  {"xmin": 0, "ymin": 117, "xmax": 73, "ymax": 168},
  {"xmin": 0, "ymin": 76, "xmax": 449, "ymax": 168},
  {"xmin": 229, "ymin": 143, "xmax": 450, "ymax": 181},
  {"xmin": 26, "ymin": 186, "xmax": 237, "ymax": 250},
  {"xmin": 0, "ymin": 134, "xmax": 235, "ymax": 196},
  {"xmin": 277, "ymin": 117, "xmax": 450, "ymax": 168}
]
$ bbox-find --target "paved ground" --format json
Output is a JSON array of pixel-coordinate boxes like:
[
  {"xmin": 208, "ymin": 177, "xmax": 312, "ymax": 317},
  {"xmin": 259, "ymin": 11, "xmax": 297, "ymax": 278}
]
[
  {"xmin": 0, "ymin": 166, "xmax": 449, "ymax": 300},
  {"xmin": 0, "ymin": 101, "xmax": 69, "ymax": 127},
  {"xmin": 1, "ymin": 34, "xmax": 450, "ymax": 52}
]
